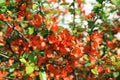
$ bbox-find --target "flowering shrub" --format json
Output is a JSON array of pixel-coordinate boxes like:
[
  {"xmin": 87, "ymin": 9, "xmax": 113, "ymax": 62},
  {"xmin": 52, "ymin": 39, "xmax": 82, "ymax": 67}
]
[{"xmin": 0, "ymin": 0, "xmax": 120, "ymax": 80}]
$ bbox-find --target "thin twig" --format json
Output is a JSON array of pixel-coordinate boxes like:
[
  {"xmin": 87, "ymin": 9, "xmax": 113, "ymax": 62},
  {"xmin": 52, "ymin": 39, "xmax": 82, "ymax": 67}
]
[
  {"xmin": 6, "ymin": 22, "xmax": 29, "ymax": 42},
  {"xmin": 73, "ymin": 0, "xmax": 76, "ymax": 30},
  {"xmin": 4, "ymin": 76, "xmax": 15, "ymax": 80},
  {"xmin": 0, "ymin": 53, "xmax": 9, "ymax": 58},
  {"xmin": 73, "ymin": 69, "xmax": 78, "ymax": 80}
]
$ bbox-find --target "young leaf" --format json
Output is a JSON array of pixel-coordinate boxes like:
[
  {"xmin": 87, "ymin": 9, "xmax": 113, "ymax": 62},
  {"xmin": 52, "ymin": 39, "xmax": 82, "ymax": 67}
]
[
  {"xmin": 39, "ymin": 71, "xmax": 46, "ymax": 80},
  {"xmin": 28, "ymin": 27, "xmax": 34, "ymax": 34},
  {"xmin": 26, "ymin": 66, "xmax": 34, "ymax": 74},
  {"xmin": 110, "ymin": 56, "xmax": 116, "ymax": 62},
  {"xmin": 32, "ymin": 4, "xmax": 38, "ymax": 10},
  {"xmin": 91, "ymin": 69, "xmax": 99, "ymax": 75},
  {"xmin": 20, "ymin": 58, "xmax": 27, "ymax": 63}
]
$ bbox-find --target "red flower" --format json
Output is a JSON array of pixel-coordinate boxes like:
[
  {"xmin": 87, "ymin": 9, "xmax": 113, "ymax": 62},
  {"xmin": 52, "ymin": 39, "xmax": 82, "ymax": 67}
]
[
  {"xmin": 0, "ymin": 70, "xmax": 8, "ymax": 80},
  {"xmin": 11, "ymin": 38, "xmax": 29, "ymax": 55},
  {"xmin": 17, "ymin": 11, "xmax": 25, "ymax": 21},
  {"xmin": 83, "ymin": 45, "xmax": 91, "ymax": 53},
  {"xmin": 91, "ymin": 31, "xmax": 103, "ymax": 45},
  {"xmin": 37, "ymin": 55, "xmax": 47, "ymax": 66},
  {"xmin": 47, "ymin": 34, "xmax": 58, "ymax": 44},
  {"xmin": 51, "ymin": 24, "xmax": 59, "ymax": 32},
  {"xmin": 39, "ymin": 40, "xmax": 47, "ymax": 50},
  {"xmin": 106, "ymin": 40, "xmax": 115, "ymax": 49},
  {"xmin": 19, "ymin": 3, "xmax": 26, "ymax": 11},
  {"xmin": 0, "ymin": 14, "xmax": 6, "ymax": 20},
  {"xmin": 6, "ymin": 26, "xmax": 12, "ymax": 36},
  {"xmin": 86, "ymin": 12, "xmax": 94, "ymax": 19},
  {"xmin": 30, "ymin": 35, "xmax": 46, "ymax": 50},
  {"xmin": 89, "ymin": 48, "xmax": 99, "ymax": 55},
  {"xmin": 14, "ymin": 71, "xmax": 23, "ymax": 79},
  {"xmin": 59, "ymin": 29, "xmax": 70, "ymax": 40},
  {"xmin": 59, "ymin": 44, "xmax": 69, "ymax": 54},
  {"xmin": 25, "ymin": 12, "xmax": 32, "ymax": 20},
  {"xmin": 33, "ymin": 14, "xmax": 43, "ymax": 27},
  {"xmin": 117, "ymin": 12, "xmax": 120, "ymax": 16},
  {"xmin": 71, "ymin": 47, "xmax": 82, "ymax": 58}
]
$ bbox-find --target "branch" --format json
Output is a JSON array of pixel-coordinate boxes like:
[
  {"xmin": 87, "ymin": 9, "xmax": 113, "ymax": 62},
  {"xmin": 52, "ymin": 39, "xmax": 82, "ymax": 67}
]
[
  {"xmin": 4, "ymin": 76, "xmax": 15, "ymax": 80},
  {"xmin": 73, "ymin": 0, "xmax": 76, "ymax": 30},
  {"xmin": 6, "ymin": 22, "xmax": 29, "ymax": 43},
  {"xmin": 0, "ymin": 53, "xmax": 9, "ymax": 58},
  {"xmin": 73, "ymin": 69, "xmax": 78, "ymax": 80}
]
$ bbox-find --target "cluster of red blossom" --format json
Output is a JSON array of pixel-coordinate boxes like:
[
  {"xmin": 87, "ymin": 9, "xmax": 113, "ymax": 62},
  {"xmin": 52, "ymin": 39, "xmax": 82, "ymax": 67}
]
[{"xmin": 0, "ymin": 0, "xmax": 120, "ymax": 80}]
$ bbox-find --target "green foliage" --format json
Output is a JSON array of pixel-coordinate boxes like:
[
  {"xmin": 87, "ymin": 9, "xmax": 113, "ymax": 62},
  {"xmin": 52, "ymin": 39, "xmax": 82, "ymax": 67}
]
[
  {"xmin": 60, "ymin": 2, "xmax": 69, "ymax": 6},
  {"xmin": 111, "ymin": 0, "xmax": 120, "ymax": 5},
  {"xmin": 113, "ymin": 71, "xmax": 119, "ymax": 77},
  {"xmin": 0, "ymin": 0, "xmax": 120, "ymax": 80},
  {"xmin": 0, "ymin": 0, "xmax": 6, "ymax": 7},
  {"xmin": 39, "ymin": 71, "xmax": 46, "ymax": 80},
  {"xmin": 91, "ymin": 69, "xmax": 99, "ymax": 75},
  {"xmin": 26, "ymin": 66, "xmax": 34, "ymax": 74},
  {"xmin": 69, "ymin": 8, "xmax": 75, "ymax": 14},
  {"xmin": 96, "ymin": 0, "xmax": 105, "ymax": 4},
  {"xmin": 28, "ymin": 27, "xmax": 34, "ymax": 35},
  {"xmin": 20, "ymin": 58, "xmax": 27, "ymax": 64}
]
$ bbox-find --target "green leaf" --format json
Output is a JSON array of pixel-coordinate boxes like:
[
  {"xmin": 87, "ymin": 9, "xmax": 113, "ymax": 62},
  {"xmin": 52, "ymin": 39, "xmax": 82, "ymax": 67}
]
[
  {"xmin": 0, "ymin": 6, "xmax": 7, "ymax": 13},
  {"xmin": 110, "ymin": 56, "xmax": 116, "ymax": 62},
  {"xmin": 39, "ymin": 71, "xmax": 46, "ymax": 80},
  {"xmin": 28, "ymin": 27, "xmax": 34, "ymax": 34},
  {"xmin": 60, "ymin": 2, "xmax": 69, "ymax": 6},
  {"xmin": 32, "ymin": 4, "xmax": 38, "ymax": 10},
  {"xmin": 69, "ymin": 2, "xmax": 74, "ymax": 7},
  {"xmin": 113, "ymin": 71, "xmax": 119, "ymax": 77},
  {"xmin": 28, "ymin": 53, "xmax": 37, "ymax": 63},
  {"xmin": 69, "ymin": 8, "xmax": 75, "ymax": 14},
  {"xmin": 111, "ymin": 0, "xmax": 120, "ymax": 5},
  {"xmin": 40, "ymin": 30, "xmax": 49, "ymax": 37},
  {"xmin": 88, "ymin": 21, "xmax": 94, "ymax": 27},
  {"xmin": 115, "ymin": 61, "xmax": 120, "ymax": 67},
  {"xmin": 75, "ymin": 9, "xmax": 80, "ymax": 14},
  {"xmin": 96, "ymin": 3, "xmax": 102, "ymax": 7},
  {"xmin": 26, "ymin": 66, "xmax": 34, "ymax": 74},
  {"xmin": 91, "ymin": 69, "xmax": 99, "ymax": 75},
  {"xmin": 20, "ymin": 58, "xmax": 27, "ymax": 63},
  {"xmin": 108, "ymin": 32, "xmax": 114, "ymax": 40},
  {"xmin": 96, "ymin": 0, "xmax": 104, "ymax": 4},
  {"xmin": 85, "ymin": 63, "xmax": 92, "ymax": 67},
  {"xmin": 12, "ymin": 63, "xmax": 19, "ymax": 69},
  {"xmin": 0, "ymin": 0, "xmax": 6, "ymax": 7},
  {"xmin": 20, "ymin": 22, "xmax": 26, "ymax": 28}
]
